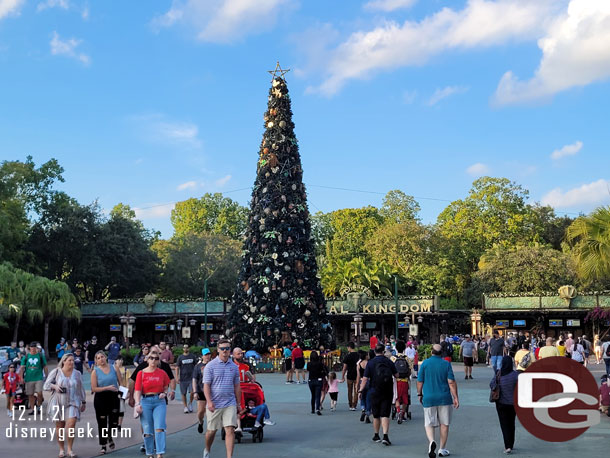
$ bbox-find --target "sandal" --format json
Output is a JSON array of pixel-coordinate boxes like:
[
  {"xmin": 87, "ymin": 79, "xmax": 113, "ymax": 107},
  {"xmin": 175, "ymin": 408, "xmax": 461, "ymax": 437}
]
[
  {"xmin": 108, "ymin": 441, "xmax": 115, "ymax": 451},
  {"xmin": 59, "ymin": 452, "xmax": 66, "ymax": 458},
  {"xmin": 100, "ymin": 446, "xmax": 107, "ymax": 455}
]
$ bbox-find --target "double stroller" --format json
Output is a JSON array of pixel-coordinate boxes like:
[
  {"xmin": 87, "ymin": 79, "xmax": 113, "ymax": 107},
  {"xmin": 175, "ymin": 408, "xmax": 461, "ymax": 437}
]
[{"xmin": 221, "ymin": 382, "xmax": 266, "ymax": 443}]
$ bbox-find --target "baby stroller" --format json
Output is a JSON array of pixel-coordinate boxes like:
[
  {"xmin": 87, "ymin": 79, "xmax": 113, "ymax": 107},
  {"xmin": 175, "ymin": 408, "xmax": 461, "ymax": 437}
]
[
  {"xmin": 13, "ymin": 385, "xmax": 29, "ymax": 410},
  {"xmin": 221, "ymin": 382, "xmax": 266, "ymax": 443}
]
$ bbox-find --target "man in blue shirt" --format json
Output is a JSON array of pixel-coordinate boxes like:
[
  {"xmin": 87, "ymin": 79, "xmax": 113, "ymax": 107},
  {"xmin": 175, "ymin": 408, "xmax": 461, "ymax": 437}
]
[
  {"xmin": 417, "ymin": 344, "xmax": 459, "ymax": 458},
  {"xmin": 105, "ymin": 336, "xmax": 122, "ymax": 366}
]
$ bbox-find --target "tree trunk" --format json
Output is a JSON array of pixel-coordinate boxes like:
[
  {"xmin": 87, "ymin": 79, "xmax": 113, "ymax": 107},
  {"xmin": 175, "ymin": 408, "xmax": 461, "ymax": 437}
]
[
  {"xmin": 12, "ymin": 314, "xmax": 21, "ymax": 343},
  {"xmin": 44, "ymin": 319, "xmax": 50, "ymax": 357}
]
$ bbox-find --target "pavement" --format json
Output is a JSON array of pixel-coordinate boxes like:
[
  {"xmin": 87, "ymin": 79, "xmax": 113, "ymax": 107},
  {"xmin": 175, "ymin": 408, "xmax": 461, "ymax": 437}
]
[{"xmin": 2, "ymin": 362, "xmax": 609, "ymax": 458}]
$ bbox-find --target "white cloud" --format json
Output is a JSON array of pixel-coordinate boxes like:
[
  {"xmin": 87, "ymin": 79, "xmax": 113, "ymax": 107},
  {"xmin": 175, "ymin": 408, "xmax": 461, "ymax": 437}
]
[
  {"xmin": 551, "ymin": 140, "xmax": 583, "ymax": 160},
  {"xmin": 130, "ymin": 114, "xmax": 202, "ymax": 149},
  {"xmin": 177, "ymin": 180, "xmax": 199, "ymax": 191},
  {"xmin": 541, "ymin": 179, "xmax": 610, "ymax": 207},
  {"xmin": 494, "ymin": 0, "xmax": 610, "ymax": 105},
  {"xmin": 466, "ymin": 162, "xmax": 490, "ymax": 176},
  {"xmin": 215, "ymin": 175, "xmax": 232, "ymax": 187},
  {"xmin": 364, "ymin": 0, "xmax": 416, "ymax": 12},
  {"xmin": 153, "ymin": 0, "xmax": 293, "ymax": 43},
  {"xmin": 402, "ymin": 90, "xmax": 417, "ymax": 104},
  {"xmin": 82, "ymin": 6, "xmax": 88, "ymax": 20},
  {"xmin": 134, "ymin": 203, "xmax": 176, "ymax": 219},
  {"xmin": 428, "ymin": 85, "xmax": 468, "ymax": 105},
  {"xmin": 50, "ymin": 31, "xmax": 90, "ymax": 65},
  {"xmin": 37, "ymin": 0, "xmax": 68, "ymax": 12},
  {"xmin": 0, "ymin": 0, "xmax": 24, "ymax": 20},
  {"xmin": 311, "ymin": 0, "xmax": 559, "ymax": 95}
]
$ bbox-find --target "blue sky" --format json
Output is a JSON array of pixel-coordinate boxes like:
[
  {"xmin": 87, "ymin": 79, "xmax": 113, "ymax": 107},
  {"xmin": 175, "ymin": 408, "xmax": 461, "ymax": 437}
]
[{"xmin": 1, "ymin": 0, "xmax": 609, "ymax": 238}]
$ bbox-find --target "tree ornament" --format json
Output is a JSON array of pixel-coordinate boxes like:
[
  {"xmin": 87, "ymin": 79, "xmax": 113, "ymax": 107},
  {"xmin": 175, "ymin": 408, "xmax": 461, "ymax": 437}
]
[
  {"xmin": 279, "ymin": 120, "xmax": 286, "ymax": 128},
  {"xmin": 267, "ymin": 122, "xmax": 274, "ymax": 128}
]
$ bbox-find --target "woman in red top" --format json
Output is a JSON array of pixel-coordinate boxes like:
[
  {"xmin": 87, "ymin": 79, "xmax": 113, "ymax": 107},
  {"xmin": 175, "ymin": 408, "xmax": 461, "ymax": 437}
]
[
  {"xmin": 134, "ymin": 354, "xmax": 170, "ymax": 458},
  {"xmin": 3, "ymin": 364, "xmax": 21, "ymax": 417}
]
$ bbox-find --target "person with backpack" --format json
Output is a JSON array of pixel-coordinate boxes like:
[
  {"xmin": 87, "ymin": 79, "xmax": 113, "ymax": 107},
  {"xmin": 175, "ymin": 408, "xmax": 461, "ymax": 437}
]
[
  {"xmin": 439, "ymin": 335, "xmax": 453, "ymax": 363},
  {"xmin": 603, "ymin": 337, "xmax": 610, "ymax": 376},
  {"xmin": 358, "ymin": 344, "xmax": 398, "ymax": 446},
  {"xmin": 514, "ymin": 341, "xmax": 535, "ymax": 371},
  {"xmin": 391, "ymin": 340, "xmax": 412, "ymax": 423}
]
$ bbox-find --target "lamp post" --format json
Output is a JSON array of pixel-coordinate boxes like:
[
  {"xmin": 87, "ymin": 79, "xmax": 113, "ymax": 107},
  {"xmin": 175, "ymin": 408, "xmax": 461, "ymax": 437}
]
[
  {"xmin": 394, "ymin": 275, "xmax": 399, "ymax": 341},
  {"xmin": 204, "ymin": 278, "xmax": 208, "ymax": 346},
  {"xmin": 354, "ymin": 313, "xmax": 362, "ymax": 345}
]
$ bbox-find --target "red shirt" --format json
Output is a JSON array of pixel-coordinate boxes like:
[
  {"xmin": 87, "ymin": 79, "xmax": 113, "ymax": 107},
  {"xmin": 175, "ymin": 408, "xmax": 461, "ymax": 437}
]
[
  {"xmin": 601, "ymin": 383, "xmax": 610, "ymax": 406},
  {"xmin": 370, "ymin": 336, "xmax": 378, "ymax": 349},
  {"xmin": 235, "ymin": 361, "xmax": 251, "ymax": 382},
  {"xmin": 291, "ymin": 347, "xmax": 303, "ymax": 360},
  {"xmin": 534, "ymin": 347, "xmax": 541, "ymax": 359},
  {"xmin": 135, "ymin": 368, "xmax": 170, "ymax": 394},
  {"xmin": 3, "ymin": 372, "xmax": 20, "ymax": 392}
]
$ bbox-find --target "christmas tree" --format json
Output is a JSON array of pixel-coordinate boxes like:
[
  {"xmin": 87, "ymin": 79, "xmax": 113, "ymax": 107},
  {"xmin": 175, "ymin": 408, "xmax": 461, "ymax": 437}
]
[{"xmin": 227, "ymin": 63, "xmax": 333, "ymax": 351}]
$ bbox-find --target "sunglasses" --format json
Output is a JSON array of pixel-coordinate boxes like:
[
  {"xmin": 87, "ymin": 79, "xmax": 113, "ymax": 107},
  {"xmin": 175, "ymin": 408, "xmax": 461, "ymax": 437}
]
[
  {"xmin": 149, "ymin": 357, "xmax": 160, "ymax": 361},
  {"xmin": 218, "ymin": 346, "xmax": 231, "ymax": 351}
]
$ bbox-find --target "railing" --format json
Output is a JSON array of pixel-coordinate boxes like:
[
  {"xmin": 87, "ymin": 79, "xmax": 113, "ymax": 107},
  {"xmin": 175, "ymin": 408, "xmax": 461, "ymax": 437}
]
[{"xmin": 248, "ymin": 354, "xmax": 343, "ymax": 373}]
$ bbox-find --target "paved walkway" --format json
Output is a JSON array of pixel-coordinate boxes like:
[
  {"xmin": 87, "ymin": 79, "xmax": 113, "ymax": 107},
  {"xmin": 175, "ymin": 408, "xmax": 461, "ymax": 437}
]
[{"xmin": 3, "ymin": 362, "xmax": 609, "ymax": 457}]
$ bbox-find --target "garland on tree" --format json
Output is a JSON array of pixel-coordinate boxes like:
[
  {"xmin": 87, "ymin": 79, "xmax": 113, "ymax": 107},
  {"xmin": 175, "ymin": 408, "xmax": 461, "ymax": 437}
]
[{"xmin": 227, "ymin": 64, "xmax": 333, "ymax": 351}]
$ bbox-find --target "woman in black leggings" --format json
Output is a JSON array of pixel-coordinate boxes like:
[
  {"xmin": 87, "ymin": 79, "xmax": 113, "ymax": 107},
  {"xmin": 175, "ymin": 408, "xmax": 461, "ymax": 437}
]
[
  {"xmin": 307, "ymin": 351, "xmax": 328, "ymax": 415},
  {"xmin": 91, "ymin": 351, "xmax": 122, "ymax": 454}
]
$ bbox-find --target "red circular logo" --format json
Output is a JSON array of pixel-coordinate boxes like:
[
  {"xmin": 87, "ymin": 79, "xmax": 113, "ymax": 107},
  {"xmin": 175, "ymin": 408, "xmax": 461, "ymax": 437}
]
[{"xmin": 514, "ymin": 357, "xmax": 599, "ymax": 442}]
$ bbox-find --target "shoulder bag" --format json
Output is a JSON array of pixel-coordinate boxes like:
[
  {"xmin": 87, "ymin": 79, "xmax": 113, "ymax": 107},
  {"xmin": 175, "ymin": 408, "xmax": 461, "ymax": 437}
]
[{"xmin": 489, "ymin": 370, "xmax": 501, "ymax": 403}]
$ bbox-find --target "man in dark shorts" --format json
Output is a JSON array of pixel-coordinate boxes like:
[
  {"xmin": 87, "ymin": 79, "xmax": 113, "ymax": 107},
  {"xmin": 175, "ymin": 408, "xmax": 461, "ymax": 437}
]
[
  {"xmin": 283, "ymin": 343, "xmax": 294, "ymax": 384},
  {"xmin": 292, "ymin": 343, "xmax": 306, "ymax": 384},
  {"xmin": 176, "ymin": 344, "xmax": 197, "ymax": 413},
  {"xmin": 358, "ymin": 344, "xmax": 398, "ymax": 446},
  {"xmin": 341, "ymin": 342, "xmax": 360, "ymax": 410},
  {"xmin": 459, "ymin": 335, "xmax": 476, "ymax": 380},
  {"xmin": 193, "ymin": 348, "xmax": 212, "ymax": 433}
]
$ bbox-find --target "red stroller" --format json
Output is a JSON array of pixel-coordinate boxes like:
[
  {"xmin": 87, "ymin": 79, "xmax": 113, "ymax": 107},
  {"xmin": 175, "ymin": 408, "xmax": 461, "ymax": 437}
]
[{"xmin": 221, "ymin": 382, "xmax": 266, "ymax": 443}]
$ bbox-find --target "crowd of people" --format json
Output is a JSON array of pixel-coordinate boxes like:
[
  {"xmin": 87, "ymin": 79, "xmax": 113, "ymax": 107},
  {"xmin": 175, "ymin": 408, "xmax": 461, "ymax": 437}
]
[{"xmin": 1, "ymin": 330, "xmax": 610, "ymax": 458}]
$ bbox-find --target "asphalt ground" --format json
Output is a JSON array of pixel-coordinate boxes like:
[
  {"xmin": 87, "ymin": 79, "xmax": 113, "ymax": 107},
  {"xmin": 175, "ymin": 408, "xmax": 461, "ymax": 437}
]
[{"xmin": 2, "ymin": 361, "xmax": 608, "ymax": 458}]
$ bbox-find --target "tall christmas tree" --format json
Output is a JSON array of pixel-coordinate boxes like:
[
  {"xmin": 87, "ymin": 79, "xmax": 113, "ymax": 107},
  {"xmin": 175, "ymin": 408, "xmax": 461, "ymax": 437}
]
[{"xmin": 227, "ymin": 63, "xmax": 333, "ymax": 351}]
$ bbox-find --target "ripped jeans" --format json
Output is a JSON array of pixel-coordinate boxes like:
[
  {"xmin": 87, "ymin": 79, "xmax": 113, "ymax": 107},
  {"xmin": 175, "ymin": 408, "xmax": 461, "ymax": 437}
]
[
  {"xmin": 140, "ymin": 395, "xmax": 167, "ymax": 455},
  {"xmin": 94, "ymin": 391, "xmax": 120, "ymax": 446}
]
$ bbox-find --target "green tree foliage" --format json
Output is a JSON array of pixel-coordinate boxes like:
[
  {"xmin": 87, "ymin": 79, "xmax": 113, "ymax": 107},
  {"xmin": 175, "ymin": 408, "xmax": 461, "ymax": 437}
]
[
  {"xmin": 380, "ymin": 190, "xmax": 421, "ymax": 223},
  {"xmin": 325, "ymin": 207, "xmax": 383, "ymax": 264},
  {"xmin": 465, "ymin": 244, "xmax": 577, "ymax": 306},
  {"xmin": 155, "ymin": 232, "xmax": 241, "ymax": 299},
  {"xmin": 310, "ymin": 211, "xmax": 333, "ymax": 262},
  {"xmin": 565, "ymin": 206, "xmax": 610, "ymax": 287},
  {"xmin": 171, "ymin": 193, "xmax": 248, "ymax": 240},
  {"xmin": 320, "ymin": 258, "xmax": 394, "ymax": 298}
]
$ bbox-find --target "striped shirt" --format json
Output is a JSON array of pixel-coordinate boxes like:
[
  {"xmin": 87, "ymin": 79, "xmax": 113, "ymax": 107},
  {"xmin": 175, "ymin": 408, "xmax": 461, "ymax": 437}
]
[{"xmin": 203, "ymin": 356, "xmax": 240, "ymax": 408}]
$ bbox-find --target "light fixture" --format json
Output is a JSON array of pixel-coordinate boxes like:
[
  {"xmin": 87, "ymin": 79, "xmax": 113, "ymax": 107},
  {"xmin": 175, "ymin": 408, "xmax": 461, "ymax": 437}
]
[
  {"xmin": 128, "ymin": 316, "xmax": 136, "ymax": 324},
  {"xmin": 119, "ymin": 315, "xmax": 128, "ymax": 324},
  {"xmin": 176, "ymin": 319, "xmax": 184, "ymax": 329},
  {"xmin": 189, "ymin": 318, "xmax": 197, "ymax": 326}
]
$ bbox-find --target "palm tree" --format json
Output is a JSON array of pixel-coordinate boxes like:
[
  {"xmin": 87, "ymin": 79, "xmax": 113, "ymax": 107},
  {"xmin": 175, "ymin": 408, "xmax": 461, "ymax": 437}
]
[
  {"xmin": 26, "ymin": 276, "xmax": 80, "ymax": 355},
  {"xmin": 0, "ymin": 263, "xmax": 22, "ymax": 329},
  {"xmin": 565, "ymin": 206, "xmax": 610, "ymax": 286}
]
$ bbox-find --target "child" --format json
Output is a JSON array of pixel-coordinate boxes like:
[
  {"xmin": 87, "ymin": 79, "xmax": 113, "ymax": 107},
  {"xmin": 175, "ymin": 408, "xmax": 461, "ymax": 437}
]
[
  {"xmin": 327, "ymin": 372, "xmax": 344, "ymax": 411},
  {"xmin": 600, "ymin": 375, "xmax": 610, "ymax": 417},
  {"xmin": 240, "ymin": 399, "xmax": 276, "ymax": 428},
  {"xmin": 3, "ymin": 364, "xmax": 21, "ymax": 417}
]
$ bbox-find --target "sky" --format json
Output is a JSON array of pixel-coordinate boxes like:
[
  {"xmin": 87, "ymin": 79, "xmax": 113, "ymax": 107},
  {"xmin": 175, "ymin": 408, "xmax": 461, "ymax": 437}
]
[{"xmin": 1, "ymin": 0, "xmax": 609, "ymax": 238}]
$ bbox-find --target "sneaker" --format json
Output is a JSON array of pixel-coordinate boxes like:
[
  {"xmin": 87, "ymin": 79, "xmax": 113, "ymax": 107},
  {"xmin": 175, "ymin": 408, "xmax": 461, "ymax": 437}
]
[
  {"xmin": 360, "ymin": 412, "xmax": 366, "ymax": 422},
  {"xmin": 397, "ymin": 417, "xmax": 403, "ymax": 425},
  {"xmin": 428, "ymin": 440, "xmax": 437, "ymax": 458},
  {"xmin": 503, "ymin": 449, "xmax": 512, "ymax": 455},
  {"xmin": 469, "ymin": 375, "xmax": 473, "ymax": 379},
  {"xmin": 316, "ymin": 410, "xmax": 322, "ymax": 416},
  {"xmin": 140, "ymin": 445, "xmax": 146, "ymax": 453},
  {"xmin": 28, "ymin": 410, "xmax": 35, "ymax": 416},
  {"xmin": 372, "ymin": 434, "xmax": 381, "ymax": 443},
  {"xmin": 235, "ymin": 427, "xmax": 242, "ymax": 433},
  {"xmin": 188, "ymin": 404, "xmax": 194, "ymax": 413},
  {"xmin": 407, "ymin": 411, "xmax": 412, "ymax": 420},
  {"xmin": 382, "ymin": 435, "xmax": 391, "ymax": 446},
  {"xmin": 349, "ymin": 407, "xmax": 356, "ymax": 411},
  {"xmin": 254, "ymin": 421, "xmax": 262, "ymax": 428},
  {"xmin": 439, "ymin": 449, "xmax": 451, "ymax": 456},
  {"xmin": 264, "ymin": 419, "xmax": 276, "ymax": 426},
  {"xmin": 365, "ymin": 416, "xmax": 371, "ymax": 424},
  {"xmin": 285, "ymin": 381, "xmax": 292, "ymax": 384},
  {"xmin": 203, "ymin": 449, "xmax": 210, "ymax": 458},
  {"xmin": 184, "ymin": 407, "xmax": 189, "ymax": 414},
  {"xmin": 465, "ymin": 375, "xmax": 468, "ymax": 380},
  {"xmin": 197, "ymin": 422, "xmax": 203, "ymax": 434}
]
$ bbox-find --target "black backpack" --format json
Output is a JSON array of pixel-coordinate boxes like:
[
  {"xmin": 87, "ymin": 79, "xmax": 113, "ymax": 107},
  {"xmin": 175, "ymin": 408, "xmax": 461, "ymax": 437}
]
[
  {"xmin": 394, "ymin": 356, "xmax": 411, "ymax": 379},
  {"xmin": 373, "ymin": 360, "xmax": 394, "ymax": 392},
  {"xmin": 606, "ymin": 344, "xmax": 610, "ymax": 358}
]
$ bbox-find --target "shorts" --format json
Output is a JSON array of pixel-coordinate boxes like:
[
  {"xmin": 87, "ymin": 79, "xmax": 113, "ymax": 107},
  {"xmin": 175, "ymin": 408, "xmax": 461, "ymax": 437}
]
[
  {"xmin": 206, "ymin": 405, "xmax": 237, "ymax": 431},
  {"xmin": 396, "ymin": 381, "xmax": 409, "ymax": 405},
  {"xmin": 371, "ymin": 393, "xmax": 392, "ymax": 419},
  {"xmin": 294, "ymin": 357, "xmax": 305, "ymax": 370},
  {"xmin": 285, "ymin": 358, "xmax": 292, "ymax": 371},
  {"xmin": 329, "ymin": 392, "xmax": 338, "ymax": 401},
  {"xmin": 196, "ymin": 392, "xmax": 206, "ymax": 401},
  {"xmin": 463, "ymin": 356, "xmax": 474, "ymax": 367},
  {"xmin": 25, "ymin": 380, "xmax": 43, "ymax": 396},
  {"xmin": 180, "ymin": 380, "xmax": 192, "ymax": 396},
  {"xmin": 424, "ymin": 405, "xmax": 452, "ymax": 427}
]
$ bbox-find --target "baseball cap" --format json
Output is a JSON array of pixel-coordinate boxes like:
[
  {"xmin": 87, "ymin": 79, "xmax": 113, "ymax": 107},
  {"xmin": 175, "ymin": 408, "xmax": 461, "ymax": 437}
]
[
  {"xmin": 201, "ymin": 348, "xmax": 211, "ymax": 356},
  {"xmin": 292, "ymin": 342, "xmax": 297, "ymax": 347}
]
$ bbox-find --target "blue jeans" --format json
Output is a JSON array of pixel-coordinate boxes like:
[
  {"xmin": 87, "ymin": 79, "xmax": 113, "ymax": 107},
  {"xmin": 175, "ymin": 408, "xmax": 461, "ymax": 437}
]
[
  {"xmin": 140, "ymin": 395, "xmax": 167, "ymax": 455},
  {"xmin": 249, "ymin": 404, "xmax": 270, "ymax": 423},
  {"xmin": 491, "ymin": 355, "xmax": 503, "ymax": 371},
  {"xmin": 308, "ymin": 379, "xmax": 322, "ymax": 412},
  {"xmin": 360, "ymin": 387, "xmax": 372, "ymax": 415}
]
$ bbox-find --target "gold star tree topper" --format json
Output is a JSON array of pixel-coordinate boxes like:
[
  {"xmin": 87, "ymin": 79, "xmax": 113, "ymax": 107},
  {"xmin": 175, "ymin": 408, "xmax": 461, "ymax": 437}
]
[{"xmin": 268, "ymin": 61, "xmax": 290, "ymax": 82}]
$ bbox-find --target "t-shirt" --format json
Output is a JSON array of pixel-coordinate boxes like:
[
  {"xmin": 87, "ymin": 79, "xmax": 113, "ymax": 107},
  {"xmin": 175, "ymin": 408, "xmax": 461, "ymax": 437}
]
[
  {"xmin": 557, "ymin": 345, "xmax": 566, "ymax": 356},
  {"xmin": 283, "ymin": 348, "xmax": 292, "ymax": 358},
  {"xmin": 328, "ymin": 378, "xmax": 340, "ymax": 393},
  {"xmin": 86, "ymin": 343, "xmax": 102, "ymax": 361},
  {"xmin": 370, "ymin": 336, "xmax": 379, "ymax": 349},
  {"xmin": 20, "ymin": 353, "xmax": 47, "ymax": 382},
  {"xmin": 235, "ymin": 361, "xmax": 251, "ymax": 382},
  {"xmin": 176, "ymin": 353, "xmax": 197, "ymax": 382},
  {"xmin": 131, "ymin": 360, "xmax": 175, "ymax": 382},
  {"xmin": 56, "ymin": 343, "xmax": 66, "ymax": 359},
  {"xmin": 600, "ymin": 383, "xmax": 610, "ymax": 406},
  {"xmin": 602, "ymin": 342, "xmax": 610, "ymax": 360},
  {"xmin": 160, "ymin": 349, "xmax": 174, "ymax": 364},
  {"xmin": 565, "ymin": 338, "xmax": 574, "ymax": 354},
  {"xmin": 202, "ymin": 356, "xmax": 240, "ymax": 408},
  {"xmin": 460, "ymin": 341, "xmax": 476, "ymax": 358},
  {"xmin": 417, "ymin": 355, "xmax": 455, "ymax": 408},
  {"xmin": 135, "ymin": 368, "xmax": 170, "ymax": 394},
  {"xmin": 192, "ymin": 362, "xmax": 207, "ymax": 394},
  {"xmin": 291, "ymin": 347, "xmax": 303, "ymax": 360},
  {"xmin": 363, "ymin": 355, "xmax": 397, "ymax": 394},
  {"xmin": 538, "ymin": 346, "xmax": 560, "ymax": 359},
  {"xmin": 107, "ymin": 342, "xmax": 121, "ymax": 360},
  {"xmin": 72, "ymin": 353, "xmax": 84, "ymax": 373},
  {"xmin": 7, "ymin": 347, "xmax": 19, "ymax": 361},
  {"xmin": 489, "ymin": 338, "xmax": 505, "ymax": 356},
  {"xmin": 343, "ymin": 351, "xmax": 360, "ymax": 380}
]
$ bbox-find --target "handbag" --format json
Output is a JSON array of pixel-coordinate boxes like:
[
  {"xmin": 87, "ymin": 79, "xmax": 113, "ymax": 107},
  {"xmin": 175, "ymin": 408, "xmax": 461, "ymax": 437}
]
[
  {"xmin": 46, "ymin": 368, "xmax": 60, "ymax": 415},
  {"xmin": 489, "ymin": 370, "xmax": 501, "ymax": 403}
]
